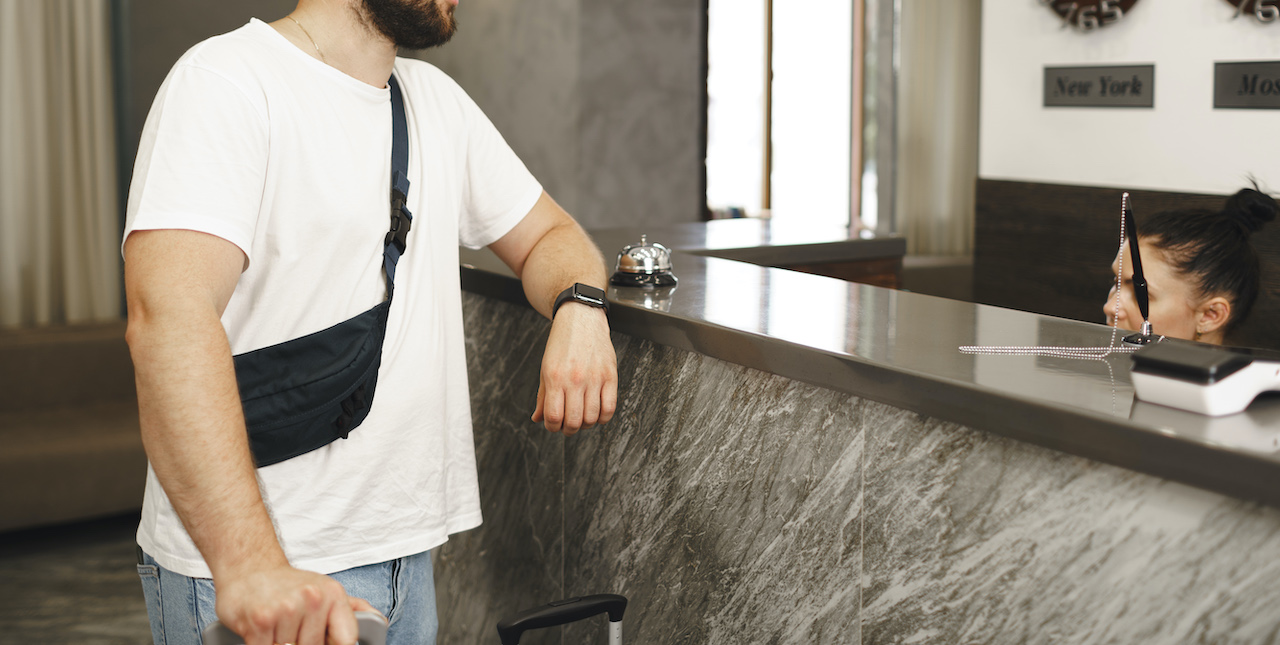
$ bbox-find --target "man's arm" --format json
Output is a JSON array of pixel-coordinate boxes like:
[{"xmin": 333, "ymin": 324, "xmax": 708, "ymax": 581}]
[
  {"xmin": 124, "ymin": 229, "xmax": 370, "ymax": 645},
  {"xmin": 487, "ymin": 192, "xmax": 618, "ymax": 434}
]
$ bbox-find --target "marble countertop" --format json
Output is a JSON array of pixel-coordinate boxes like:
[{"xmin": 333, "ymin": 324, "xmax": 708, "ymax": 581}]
[{"xmin": 459, "ymin": 219, "xmax": 1280, "ymax": 508}]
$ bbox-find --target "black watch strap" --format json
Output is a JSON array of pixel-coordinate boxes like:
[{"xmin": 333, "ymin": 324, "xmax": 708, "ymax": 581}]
[{"xmin": 553, "ymin": 283, "xmax": 609, "ymax": 318}]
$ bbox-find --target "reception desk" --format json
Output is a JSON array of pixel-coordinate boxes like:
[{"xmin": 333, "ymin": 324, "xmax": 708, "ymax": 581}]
[{"xmin": 436, "ymin": 220, "xmax": 1280, "ymax": 644}]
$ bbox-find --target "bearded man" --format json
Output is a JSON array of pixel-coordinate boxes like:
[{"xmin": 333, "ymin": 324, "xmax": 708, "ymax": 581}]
[{"xmin": 122, "ymin": 1, "xmax": 618, "ymax": 643}]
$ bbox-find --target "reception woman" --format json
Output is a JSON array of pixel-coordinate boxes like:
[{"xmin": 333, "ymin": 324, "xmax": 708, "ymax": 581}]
[{"xmin": 1104, "ymin": 186, "xmax": 1277, "ymax": 344}]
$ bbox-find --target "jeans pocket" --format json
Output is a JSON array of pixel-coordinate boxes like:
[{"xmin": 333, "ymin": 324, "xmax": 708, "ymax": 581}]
[{"xmin": 137, "ymin": 564, "xmax": 164, "ymax": 645}]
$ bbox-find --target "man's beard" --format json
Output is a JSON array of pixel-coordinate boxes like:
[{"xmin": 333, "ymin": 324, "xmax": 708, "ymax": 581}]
[{"xmin": 360, "ymin": 0, "xmax": 456, "ymax": 50}]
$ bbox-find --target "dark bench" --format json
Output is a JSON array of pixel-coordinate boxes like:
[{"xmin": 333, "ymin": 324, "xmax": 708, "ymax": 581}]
[{"xmin": 0, "ymin": 322, "xmax": 146, "ymax": 532}]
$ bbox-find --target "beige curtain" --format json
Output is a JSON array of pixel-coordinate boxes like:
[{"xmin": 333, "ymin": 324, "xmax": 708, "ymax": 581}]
[
  {"xmin": 896, "ymin": 0, "xmax": 982, "ymax": 256},
  {"xmin": 0, "ymin": 0, "xmax": 121, "ymax": 328}
]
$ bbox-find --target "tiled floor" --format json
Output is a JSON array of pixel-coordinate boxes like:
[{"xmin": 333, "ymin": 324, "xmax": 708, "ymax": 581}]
[{"xmin": 0, "ymin": 513, "xmax": 152, "ymax": 644}]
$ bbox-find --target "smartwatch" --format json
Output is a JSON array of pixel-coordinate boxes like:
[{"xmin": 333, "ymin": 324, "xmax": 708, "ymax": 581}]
[{"xmin": 553, "ymin": 283, "xmax": 609, "ymax": 318}]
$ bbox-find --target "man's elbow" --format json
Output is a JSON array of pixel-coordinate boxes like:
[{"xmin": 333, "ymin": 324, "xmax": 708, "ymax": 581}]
[{"xmin": 123, "ymin": 285, "xmax": 226, "ymax": 362}]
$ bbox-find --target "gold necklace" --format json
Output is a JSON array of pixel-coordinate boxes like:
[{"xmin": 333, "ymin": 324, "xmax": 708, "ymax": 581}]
[{"xmin": 287, "ymin": 15, "xmax": 326, "ymax": 62}]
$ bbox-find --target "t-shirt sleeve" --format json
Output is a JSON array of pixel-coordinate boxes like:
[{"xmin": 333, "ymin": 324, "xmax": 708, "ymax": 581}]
[
  {"xmin": 454, "ymin": 91, "xmax": 544, "ymax": 250},
  {"xmin": 123, "ymin": 62, "xmax": 269, "ymax": 263}
]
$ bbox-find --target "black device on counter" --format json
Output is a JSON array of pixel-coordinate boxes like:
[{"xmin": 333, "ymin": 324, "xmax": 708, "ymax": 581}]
[
  {"xmin": 1130, "ymin": 341, "xmax": 1254, "ymax": 384},
  {"xmin": 1129, "ymin": 340, "xmax": 1280, "ymax": 416}
]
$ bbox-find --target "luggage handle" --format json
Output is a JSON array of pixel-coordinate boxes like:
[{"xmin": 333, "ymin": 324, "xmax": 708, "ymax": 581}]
[
  {"xmin": 496, "ymin": 594, "xmax": 628, "ymax": 645},
  {"xmin": 200, "ymin": 610, "xmax": 388, "ymax": 645}
]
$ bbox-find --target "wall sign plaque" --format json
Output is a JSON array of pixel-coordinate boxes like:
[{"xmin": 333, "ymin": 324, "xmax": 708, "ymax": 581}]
[
  {"xmin": 1222, "ymin": 0, "xmax": 1280, "ymax": 22},
  {"xmin": 1040, "ymin": 0, "xmax": 1139, "ymax": 31},
  {"xmin": 1214, "ymin": 61, "xmax": 1280, "ymax": 109},
  {"xmin": 1044, "ymin": 65, "xmax": 1155, "ymax": 107}
]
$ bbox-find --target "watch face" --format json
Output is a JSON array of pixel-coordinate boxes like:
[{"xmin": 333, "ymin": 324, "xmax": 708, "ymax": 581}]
[
  {"xmin": 1224, "ymin": 0, "xmax": 1280, "ymax": 21},
  {"xmin": 575, "ymin": 284, "xmax": 606, "ymax": 305},
  {"xmin": 1041, "ymin": 0, "xmax": 1139, "ymax": 31}
]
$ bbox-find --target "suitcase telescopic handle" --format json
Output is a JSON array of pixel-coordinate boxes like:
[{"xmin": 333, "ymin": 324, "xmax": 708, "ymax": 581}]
[
  {"xmin": 496, "ymin": 594, "xmax": 628, "ymax": 645},
  {"xmin": 200, "ymin": 611, "xmax": 388, "ymax": 645}
]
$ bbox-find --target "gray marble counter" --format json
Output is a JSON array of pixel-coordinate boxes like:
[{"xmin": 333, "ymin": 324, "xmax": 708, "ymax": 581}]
[
  {"xmin": 459, "ymin": 221, "xmax": 1280, "ymax": 509},
  {"xmin": 442, "ymin": 219, "xmax": 1280, "ymax": 643},
  {"xmin": 439, "ymin": 290, "xmax": 1280, "ymax": 645},
  {"xmin": 441, "ymin": 219, "xmax": 1280, "ymax": 643}
]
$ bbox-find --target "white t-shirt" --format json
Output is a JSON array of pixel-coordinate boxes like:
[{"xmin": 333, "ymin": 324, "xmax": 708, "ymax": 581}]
[{"xmin": 124, "ymin": 19, "xmax": 542, "ymax": 579}]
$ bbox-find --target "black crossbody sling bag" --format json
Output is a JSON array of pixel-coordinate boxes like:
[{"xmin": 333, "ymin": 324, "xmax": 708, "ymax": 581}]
[{"xmin": 231, "ymin": 75, "xmax": 413, "ymax": 468}]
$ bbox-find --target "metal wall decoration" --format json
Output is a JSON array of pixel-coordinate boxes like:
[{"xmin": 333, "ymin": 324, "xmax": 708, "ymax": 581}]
[
  {"xmin": 1040, "ymin": 0, "xmax": 1139, "ymax": 31},
  {"xmin": 1223, "ymin": 0, "xmax": 1280, "ymax": 22}
]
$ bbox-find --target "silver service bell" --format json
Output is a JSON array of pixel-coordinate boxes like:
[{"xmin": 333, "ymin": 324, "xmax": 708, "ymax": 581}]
[{"xmin": 610, "ymin": 235, "xmax": 677, "ymax": 287}]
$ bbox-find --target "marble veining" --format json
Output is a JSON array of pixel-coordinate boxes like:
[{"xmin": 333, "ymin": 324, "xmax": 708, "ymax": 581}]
[
  {"xmin": 563, "ymin": 334, "xmax": 866, "ymax": 644},
  {"xmin": 859, "ymin": 410, "xmax": 1280, "ymax": 644},
  {"xmin": 434, "ymin": 294, "xmax": 565, "ymax": 645},
  {"xmin": 442, "ymin": 292, "xmax": 1280, "ymax": 644}
]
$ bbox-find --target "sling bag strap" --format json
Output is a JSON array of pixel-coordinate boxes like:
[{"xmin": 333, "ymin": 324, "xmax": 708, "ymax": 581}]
[
  {"xmin": 384, "ymin": 74, "xmax": 412, "ymax": 296},
  {"xmin": 233, "ymin": 72, "xmax": 415, "ymax": 467}
]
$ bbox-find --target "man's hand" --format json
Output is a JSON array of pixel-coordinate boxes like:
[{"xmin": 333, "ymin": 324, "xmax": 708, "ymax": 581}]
[
  {"xmin": 532, "ymin": 304, "xmax": 617, "ymax": 434},
  {"xmin": 488, "ymin": 191, "xmax": 618, "ymax": 434},
  {"xmin": 215, "ymin": 565, "xmax": 379, "ymax": 645}
]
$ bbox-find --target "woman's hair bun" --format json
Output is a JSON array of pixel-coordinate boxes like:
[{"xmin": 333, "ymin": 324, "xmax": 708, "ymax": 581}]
[{"xmin": 1225, "ymin": 186, "xmax": 1278, "ymax": 234}]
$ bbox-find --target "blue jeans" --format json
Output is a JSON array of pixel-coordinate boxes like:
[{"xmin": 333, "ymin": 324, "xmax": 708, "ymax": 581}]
[{"xmin": 136, "ymin": 549, "xmax": 437, "ymax": 645}]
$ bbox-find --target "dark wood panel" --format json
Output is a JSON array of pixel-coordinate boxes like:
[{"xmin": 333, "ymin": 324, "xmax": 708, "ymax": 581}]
[{"xmin": 975, "ymin": 179, "xmax": 1280, "ymax": 350}]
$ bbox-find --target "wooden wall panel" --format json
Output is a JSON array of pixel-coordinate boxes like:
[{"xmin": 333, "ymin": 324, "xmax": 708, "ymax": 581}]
[{"xmin": 974, "ymin": 179, "xmax": 1280, "ymax": 350}]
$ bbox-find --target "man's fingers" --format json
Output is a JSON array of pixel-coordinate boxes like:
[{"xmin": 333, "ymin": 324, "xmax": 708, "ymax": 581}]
[
  {"xmin": 228, "ymin": 601, "xmax": 278, "ymax": 645},
  {"xmin": 562, "ymin": 384, "xmax": 586, "ymax": 435},
  {"xmin": 347, "ymin": 596, "xmax": 381, "ymax": 616},
  {"xmin": 334, "ymin": 597, "xmax": 385, "ymax": 645},
  {"xmin": 215, "ymin": 569, "xmax": 359, "ymax": 645},
  {"xmin": 272, "ymin": 598, "xmax": 304, "ymax": 645},
  {"xmin": 599, "ymin": 375, "xmax": 617, "ymax": 425},
  {"xmin": 538, "ymin": 366, "xmax": 617, "ymax": 433},
  {"xmin": 542, "ymin": 384, "xmax": 565, "ymax": 432},
  {"xmin": 581, "ymin": 383, "xmax": 601, "ymax": 428},
  {"xmin": 295, "ymin": 585, "xmax": 327, "ymax": 645},
  {"xmin": 531, "ymin": 379, "xmax": 546, "ymax": 423},
  {"xmin": 325, "ymin": 593, "xmax": 360, "ymax": 645},
  {"xmin": 242, "ymin": 614, "xmax": 274, "ymax": 645}
]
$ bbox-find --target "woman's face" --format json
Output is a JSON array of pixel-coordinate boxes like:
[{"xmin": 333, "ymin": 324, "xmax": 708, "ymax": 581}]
[{"xmin": 1103, "ymin": 241, "xmax": 1215, "ymax": 342}]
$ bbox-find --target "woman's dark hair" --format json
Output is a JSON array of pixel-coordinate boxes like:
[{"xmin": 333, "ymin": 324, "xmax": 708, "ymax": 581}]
[{"xmin": 1141, "ymin": 184, "xmax": 1278, "ymax": 334}]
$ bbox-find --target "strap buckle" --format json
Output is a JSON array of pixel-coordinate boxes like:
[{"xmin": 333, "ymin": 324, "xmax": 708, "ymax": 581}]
[{"xmin": 384, "ymin": 188, "xmax": 413, "ymax": 254}]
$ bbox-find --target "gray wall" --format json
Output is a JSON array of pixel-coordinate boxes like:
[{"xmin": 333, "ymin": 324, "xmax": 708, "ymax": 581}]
[
  {"xmin": 414, "ymin": 0, "xmax": 706, "ymax": 229},
  {"xmin": 122, "ymin": 0, "xmax": 707, "ymax": 231},
  {"xmin": 411, "ymin": 0, "xmax": 581, "ymax": 221}
]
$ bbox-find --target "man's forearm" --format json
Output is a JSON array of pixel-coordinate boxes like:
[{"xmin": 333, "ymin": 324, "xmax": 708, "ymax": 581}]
[
  {"xmin": 487, "ymin": 192, "xmax": 617, "ymax": 432},
  {"xmin": 128, "ymin": 309, "xmax": 286, "ymax": 579},
  {"xmin": 125, "ymin": 226, "xmax": 365, "ymax": 643},
  {"xmin": 517, "ymin": 219, "xmax": 608, "ymax": 319}
]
